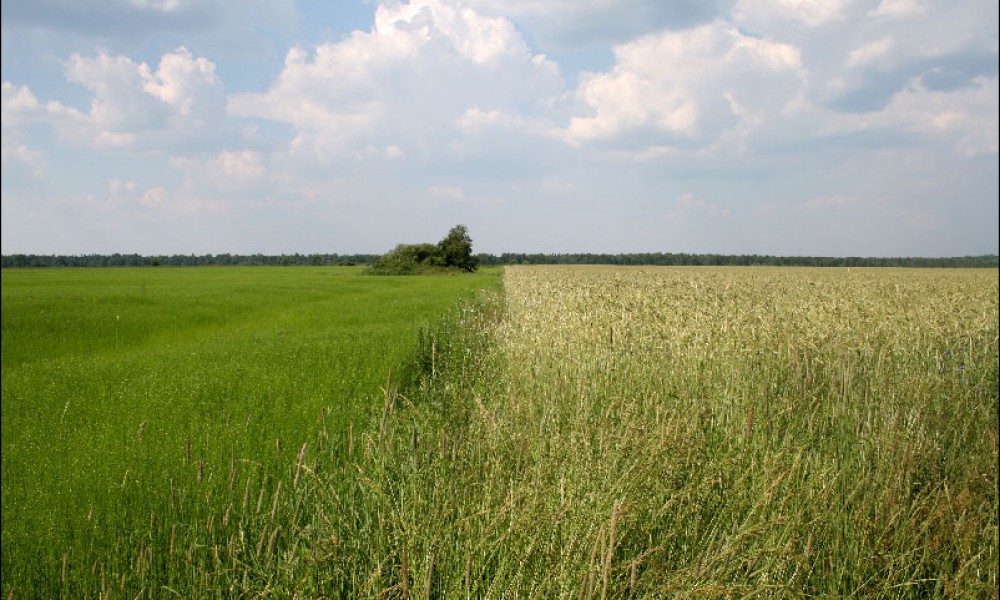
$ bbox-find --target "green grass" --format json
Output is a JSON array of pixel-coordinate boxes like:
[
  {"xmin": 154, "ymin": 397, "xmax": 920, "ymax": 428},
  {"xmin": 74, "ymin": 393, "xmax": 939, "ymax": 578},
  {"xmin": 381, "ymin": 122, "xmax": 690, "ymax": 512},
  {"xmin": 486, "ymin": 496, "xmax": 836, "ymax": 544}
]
[{"xmin": 1, "ymin": 266, "xmax": 499, "ymax": 597}]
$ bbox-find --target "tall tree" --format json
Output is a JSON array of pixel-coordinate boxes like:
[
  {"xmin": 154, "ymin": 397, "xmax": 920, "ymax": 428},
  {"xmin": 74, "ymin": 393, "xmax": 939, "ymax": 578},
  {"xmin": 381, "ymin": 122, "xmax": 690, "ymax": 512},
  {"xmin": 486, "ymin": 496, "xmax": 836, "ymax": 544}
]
[{"xmin": 438, "ymin": 225, "xmax": 478, "ymax": 272}]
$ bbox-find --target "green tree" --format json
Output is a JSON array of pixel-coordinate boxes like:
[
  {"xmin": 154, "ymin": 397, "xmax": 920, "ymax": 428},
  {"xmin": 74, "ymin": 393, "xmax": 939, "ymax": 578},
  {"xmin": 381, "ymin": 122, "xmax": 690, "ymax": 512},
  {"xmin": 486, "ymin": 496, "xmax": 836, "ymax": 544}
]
[
  {"xmin": 438, "ymin": 225, "xmax": 478, "ymax": 272},
  {"xmin": 367, "ymin": 225, "xmax": 480, "ymax": 274}
]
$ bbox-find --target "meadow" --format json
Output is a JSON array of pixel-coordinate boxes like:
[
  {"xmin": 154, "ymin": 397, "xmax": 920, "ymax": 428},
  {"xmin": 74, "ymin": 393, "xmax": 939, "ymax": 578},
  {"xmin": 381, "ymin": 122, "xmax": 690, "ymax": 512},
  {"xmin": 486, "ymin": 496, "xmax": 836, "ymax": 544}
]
[
  {"xmin": 1, "ymin": 266, "xmax": 499, "ymax": 597},
  {"xmin": 2, "ymin": 264, "xmax": 997, "ymax": 598}
]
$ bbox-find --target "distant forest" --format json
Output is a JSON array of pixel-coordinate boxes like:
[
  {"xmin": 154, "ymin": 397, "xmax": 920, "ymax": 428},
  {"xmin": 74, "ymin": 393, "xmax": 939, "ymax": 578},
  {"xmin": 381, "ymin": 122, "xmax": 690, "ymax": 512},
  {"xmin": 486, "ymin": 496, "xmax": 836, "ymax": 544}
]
[{"xmin": 2, "ymin": 252, "xmax": 997, "ymax": 269}]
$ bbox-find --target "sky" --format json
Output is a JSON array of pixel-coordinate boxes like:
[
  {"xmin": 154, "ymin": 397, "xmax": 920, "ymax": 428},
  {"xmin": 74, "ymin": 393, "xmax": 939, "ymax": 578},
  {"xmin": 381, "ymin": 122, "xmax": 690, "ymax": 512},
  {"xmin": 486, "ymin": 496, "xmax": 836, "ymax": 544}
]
[{"xmin": 2, "ymin": 0, "xmax": 998, "ymax": 257}]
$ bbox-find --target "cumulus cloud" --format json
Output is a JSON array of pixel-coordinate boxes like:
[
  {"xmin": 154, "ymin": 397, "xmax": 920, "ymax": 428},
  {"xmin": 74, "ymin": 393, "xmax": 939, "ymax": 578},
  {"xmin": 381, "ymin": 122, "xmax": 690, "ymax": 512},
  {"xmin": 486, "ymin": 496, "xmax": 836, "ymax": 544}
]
[
  {"xmin": 562, "ymin": 21, "xmax": 805, "ymax": 149},
  {"xmin": 820, "ymin": 75, "xmax": 999, "ymax": 156},
  {"xmin": 846, "ymin": 36, "xmax": 895, "ymax": 69},
  {"xmin": 141, "ymin": 49, "xmax": 223, "ymax": 118},
  {"xmin": 138, "ymin": 186, "xmax": 168, "ymax": 207},
  {"xmin": 60, "ymin": 47, "xmax": 226, "ymax": 148},
  {"xmin": 1, "ymin": 48, "xmax": 233, "ymax": 154},
  {"xmin": 108, "ymin": 178, "xmax": 139, "ymax": 195},
  {"xmin": 214, "ymin": 150, "xmax": 264, "ymax": 180},
  {"xmin": 2, "ymin": 81, "xmax": 89, "ymax": 140},
  {"xmin": 455, "ymin": 107, "xmax": 557, "ymax": 138},
  {"xmin": 92, "ymin": 178, "xmax": 170, "ymax": 213},
  {"xmin": 169, "ymin": 150, "xmax": 268, "ymax": 195},
  {"xmin": 724, "ymin": 0, "xmax": 996, "ymax": 115},
  {"xmin": 228, "ymin": 0, "xmax": 561, "ymax": 161},
  {"xmin": 1, "ymin": 82, "xmax": 69, "ymax": 174},
  {"xmin": 1, "ymin": 144, "xmax": 47, "ymax": 175},
  {"xmin": 3, "ymin": 47, "xmax": 225, "ymax": 162},
  {"xmin": 2, "ymin": 82, "xmax": 44, "ymax": 124}
]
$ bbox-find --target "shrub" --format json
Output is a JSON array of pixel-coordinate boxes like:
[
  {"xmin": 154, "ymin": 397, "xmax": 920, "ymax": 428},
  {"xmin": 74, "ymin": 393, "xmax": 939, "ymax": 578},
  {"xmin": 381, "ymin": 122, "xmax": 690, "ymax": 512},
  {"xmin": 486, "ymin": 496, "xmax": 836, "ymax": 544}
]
[{"xmin": 370, "ymin": 225, "xmax": 478, "ymax": 275}]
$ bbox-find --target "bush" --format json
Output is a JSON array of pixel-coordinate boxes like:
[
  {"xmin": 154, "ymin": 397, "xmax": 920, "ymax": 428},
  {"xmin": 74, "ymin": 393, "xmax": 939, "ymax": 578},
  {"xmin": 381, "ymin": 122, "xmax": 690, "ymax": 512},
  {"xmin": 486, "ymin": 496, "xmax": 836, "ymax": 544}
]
[{"xmin": 369, "ymin": 226, "xmax": 478, "ymax": 275}]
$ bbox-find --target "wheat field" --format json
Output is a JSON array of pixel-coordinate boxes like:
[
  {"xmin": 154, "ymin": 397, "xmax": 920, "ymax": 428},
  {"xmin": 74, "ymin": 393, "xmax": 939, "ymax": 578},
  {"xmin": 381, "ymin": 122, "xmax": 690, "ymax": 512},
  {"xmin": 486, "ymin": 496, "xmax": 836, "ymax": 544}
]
[{"xmin": 330, "ymin": 265, "xmax": 997, "ymax": 598}]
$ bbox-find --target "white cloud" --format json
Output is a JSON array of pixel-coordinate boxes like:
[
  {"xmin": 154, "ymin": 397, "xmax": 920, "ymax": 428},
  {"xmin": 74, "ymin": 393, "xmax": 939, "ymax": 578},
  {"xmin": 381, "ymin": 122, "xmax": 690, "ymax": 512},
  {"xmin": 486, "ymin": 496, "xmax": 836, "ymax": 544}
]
[
  {"xmin": 1, "ymin": 144, "xmax": 47, "ymax": 175},
  {"xmin": 108, "ymin": 178, "xmax": 138, "ymax": 195},
  {"xmin": 733, "ymin": 0, "xmax": 852, "ymax": 28},
  {"xmin": 868, "ymin": 0, "xmax": 927, "ymax": 19},
  {"xmin": 2, "ymin": 81, "xmax": 88, "ymax": 141},
  {"xmin": 375, "ymin": 0, "xmax": 528, "ymax": 66},
  {"xmin": 563, "ymin": 21, "xmax": 805, "ymax": 148},
  {"xmin": 97, "ymin": 178, "xmax": 170, "ymax": 210},
  {"xmin": 1, "ymin": 50, "xmax": 229, "ymax": 154},
  {"xmin": 60, "ymin": 47, "xmax": 226, "ymax": 147},
  {"xmin": 457, "ymin": 107, "xmax": 517, "ymax": 132},
  {"xmin": 846, "ymin": 36, "xmax": 895, "ymax": 68},
  {"xmin": 606, "ymin": 144, "xmax": 678, "ymax": 161},
  {"xmin": 825, "ymin": 75, "xmax": 999, "ymax": 156},
  {"xmin": 426, "ymin": 185, "xmax": 465, "ymax": 200},
  {"xmin": 138, "ymin": 186, "xmax": 168, "ymax": 206},
  {"xmin": 2, "ymin": 82, "xmax": 68, "ymax": 175},
  {"xmin": 2, "ymin": 82, "xmax": 43, "ymax": 125},
  {"xmin": 66, "ymin": 51, "xmax": 167, "ymax": 133},
  {"xmin": 455, "ymin": 107, "xmax": 557, "ymax": 138},
  {"xmin": 127, "ymin": 0, "xmax": 182, "ymax": 12},
  {"xmin": 228, "ymin": 0, "xmax": 561, "ymax": 162},
  {"xmin": 215, "ymin": 150, "xmax": 264, "ymax": 180},
  {"xmin": 141, "ymin": 48, "xmax": 223, "ymax": 118},
  {"xmin": 169, "ymin": 149, "xmax": 268, "ymax": 194}
]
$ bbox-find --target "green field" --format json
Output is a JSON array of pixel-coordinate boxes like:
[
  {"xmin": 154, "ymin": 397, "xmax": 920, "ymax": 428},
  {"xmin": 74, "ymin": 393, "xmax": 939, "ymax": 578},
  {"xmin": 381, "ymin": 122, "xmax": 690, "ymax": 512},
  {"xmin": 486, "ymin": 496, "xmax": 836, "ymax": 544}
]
[
  {"xmin": 2, "ymin": 265, "xmax": 998, "ymax": 598},
  {"xmin": 1, "ymin": 266, "xmax": 499, "ymax": 597}
]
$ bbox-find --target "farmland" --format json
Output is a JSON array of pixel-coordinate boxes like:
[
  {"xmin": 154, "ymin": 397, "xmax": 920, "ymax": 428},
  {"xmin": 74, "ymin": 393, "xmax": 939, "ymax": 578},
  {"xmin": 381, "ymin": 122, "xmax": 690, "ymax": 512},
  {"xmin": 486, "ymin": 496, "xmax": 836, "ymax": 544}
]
[
  {"xmin": 2, "ymin": 265, "xmax": 997, "ymax": 597},
  {"xmin": 488, "ymin": 266, "xmax": 999, "ymax": 596},
  {"xmin": 314, "ymin": 266, "xmax": 997, "ymax": 597},
  {"xmin": 1, "ymin": 266, "xmax": 499, "ymax": 597}
]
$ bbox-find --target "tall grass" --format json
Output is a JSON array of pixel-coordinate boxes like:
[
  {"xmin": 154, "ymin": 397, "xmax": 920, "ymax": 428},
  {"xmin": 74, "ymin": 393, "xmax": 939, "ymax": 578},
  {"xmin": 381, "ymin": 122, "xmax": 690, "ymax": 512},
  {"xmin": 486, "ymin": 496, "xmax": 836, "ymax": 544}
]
[
  {"xmin": 313, "ymin": 266, "xmax": 997, "ymax": 598},
  {"xmin": 4, "ymin": 265, "xmax": 995, "ymax": 597},
  {"xmin": 1, "ymin": 266, "xmax": 498, "ymax": 597}
]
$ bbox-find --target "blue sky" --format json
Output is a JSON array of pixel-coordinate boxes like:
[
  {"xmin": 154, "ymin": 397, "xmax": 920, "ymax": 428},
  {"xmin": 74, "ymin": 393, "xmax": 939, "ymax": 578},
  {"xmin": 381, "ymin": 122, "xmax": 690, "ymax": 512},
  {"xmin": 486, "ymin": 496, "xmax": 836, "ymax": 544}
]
[{"xmin": 2, "ymin": 0, "xmax": 997, "ymax": 257}]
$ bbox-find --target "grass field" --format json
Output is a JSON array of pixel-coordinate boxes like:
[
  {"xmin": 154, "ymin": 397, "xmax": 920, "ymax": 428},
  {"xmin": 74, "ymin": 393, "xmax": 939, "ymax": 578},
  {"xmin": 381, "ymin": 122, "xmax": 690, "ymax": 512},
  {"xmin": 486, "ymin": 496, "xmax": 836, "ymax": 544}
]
[
  {"xmin": 1, "ymin": 266, "xmax": 499, "ymax": 597},
  {"xmin": 2, "ymin": 265, "xmax": 997, "ymax": 598}
]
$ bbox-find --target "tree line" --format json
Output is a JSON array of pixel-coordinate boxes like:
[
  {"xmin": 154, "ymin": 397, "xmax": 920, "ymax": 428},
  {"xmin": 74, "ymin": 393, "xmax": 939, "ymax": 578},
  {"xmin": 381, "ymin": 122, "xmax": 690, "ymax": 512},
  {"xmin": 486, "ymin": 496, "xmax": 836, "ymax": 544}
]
[
  {"xmin": 477, "ymin": 252, "xmax": 999, "ymax": 268},
  {"xmin": 0, "ymin": 253, "xmax": 380, "ymax": 268},
  {"xmin": 3, "ymin": 252, "xmax": 997, "ymax": 269}
]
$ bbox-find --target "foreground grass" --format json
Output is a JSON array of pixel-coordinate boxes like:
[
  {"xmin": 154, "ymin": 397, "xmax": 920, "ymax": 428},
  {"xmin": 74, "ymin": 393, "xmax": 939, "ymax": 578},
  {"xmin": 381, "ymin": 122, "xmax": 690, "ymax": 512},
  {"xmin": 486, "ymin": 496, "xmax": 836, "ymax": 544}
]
[
  {"xmin": 1, "ymin": 266, "xmax": 498, "ymax": 597},
  {"xmin": 316, "ymin": 266, "xmax": 997, "ymax": 598},
  {"xmin": 4, "ymin": 265, "xmax": 996, "ymax": 597}
]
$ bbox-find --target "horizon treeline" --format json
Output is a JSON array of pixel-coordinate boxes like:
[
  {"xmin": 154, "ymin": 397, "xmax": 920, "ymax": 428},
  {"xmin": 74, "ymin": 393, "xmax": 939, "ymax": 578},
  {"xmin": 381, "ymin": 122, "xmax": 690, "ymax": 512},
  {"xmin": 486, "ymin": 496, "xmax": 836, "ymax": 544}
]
[{"xmin": 1, "ymin": 252, "xmax": 997, "ymax": 269}]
